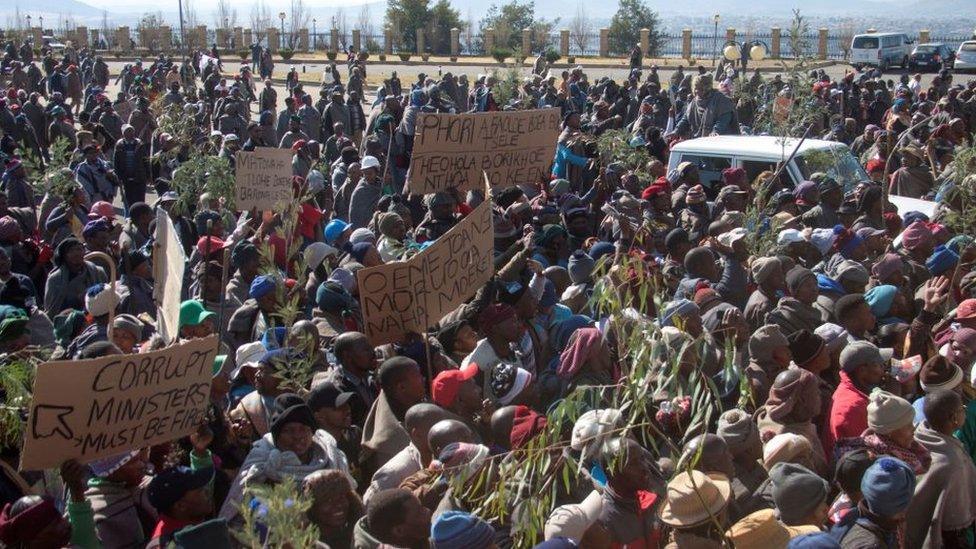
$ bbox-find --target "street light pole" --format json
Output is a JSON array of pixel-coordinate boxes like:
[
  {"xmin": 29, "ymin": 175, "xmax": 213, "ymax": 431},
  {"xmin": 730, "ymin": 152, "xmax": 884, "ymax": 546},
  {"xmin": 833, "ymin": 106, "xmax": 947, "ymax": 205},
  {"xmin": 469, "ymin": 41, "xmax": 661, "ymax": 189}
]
[
  {"xmin": 279, "ymin": 12, "xmax": 286, "ymax": 48},
  {"xmin": 312, "ymin": 19, "xmax": 317, "ymax": 51},
  {"xmin": 178, "ymin": 0, "xmax": 187, "ymax": 60},
  {"xmin": 712, "ymin": 14, "xmax": 720, "ymax": 67}
]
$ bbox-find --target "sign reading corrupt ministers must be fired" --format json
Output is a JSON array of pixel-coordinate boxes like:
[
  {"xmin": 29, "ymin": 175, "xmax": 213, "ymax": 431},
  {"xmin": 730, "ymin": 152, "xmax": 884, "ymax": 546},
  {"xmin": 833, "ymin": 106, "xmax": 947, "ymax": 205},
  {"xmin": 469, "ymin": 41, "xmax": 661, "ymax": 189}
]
[
  {"xmin": 407, "ymin": 109, "xmax": 561, "ymax": 194},
  {"xmin": 21, "ymin": 336, "xmax": 219, "ymax": 470},
  {"xmin": 235, "ymin": 147, "xmax": 295, "ymax": 210},
  {"xmin": 357, "ymin": 176, "xmax": 495, "ymax": 345}
]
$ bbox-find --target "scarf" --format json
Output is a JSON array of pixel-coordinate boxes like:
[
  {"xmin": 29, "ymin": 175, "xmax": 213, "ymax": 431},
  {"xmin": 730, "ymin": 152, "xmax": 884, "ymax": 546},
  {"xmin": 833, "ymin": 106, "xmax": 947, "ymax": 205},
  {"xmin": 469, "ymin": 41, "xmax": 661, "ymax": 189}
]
[
  {"xmin": 834, "ymin": 431, "xmax": 931, "ymax": 475},
  {"xmin": 510, "ymin": 405, "xmax": 547, "ymax": 449}
]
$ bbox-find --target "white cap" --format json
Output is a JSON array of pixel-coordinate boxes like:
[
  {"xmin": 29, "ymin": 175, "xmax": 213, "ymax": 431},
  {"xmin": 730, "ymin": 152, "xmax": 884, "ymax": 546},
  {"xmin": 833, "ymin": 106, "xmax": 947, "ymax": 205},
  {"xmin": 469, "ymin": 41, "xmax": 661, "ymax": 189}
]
[
  {"xmin": 232, "ymin": 341, "xmax": 267, "ymax": 379},
  {"xmin": 303, "ymin": 242, "xmax": 338, "ymax": 271},
  {"xmin": 360, "ymin": 155, "xmax": 380, "ymax": 170},
  {"xmin": 717, "ymin": 227, "xmax": 748, "ymax": 248}
]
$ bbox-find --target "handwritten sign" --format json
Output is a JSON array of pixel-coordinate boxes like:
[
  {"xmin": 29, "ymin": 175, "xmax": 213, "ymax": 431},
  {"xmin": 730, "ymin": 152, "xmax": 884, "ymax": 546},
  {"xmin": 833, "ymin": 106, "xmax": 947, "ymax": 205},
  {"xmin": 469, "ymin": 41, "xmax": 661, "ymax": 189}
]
[
  {"xmin": 153, "ymin": 209, "xmax": 186, "ymax": 344},
  {"xmin": 407, "ymin": 109, "xmax": 561, "ymax": 194},
  {"xmin": 235, "ymin": 147, "xmax": 294, "ymax": 210},
  {"xmin": 21, "ymin": 336, "xmax": 218, "ymax": 470},
  {"xmin": 358, "ymin": 178, "xmax": 495, "ymax": 345}
]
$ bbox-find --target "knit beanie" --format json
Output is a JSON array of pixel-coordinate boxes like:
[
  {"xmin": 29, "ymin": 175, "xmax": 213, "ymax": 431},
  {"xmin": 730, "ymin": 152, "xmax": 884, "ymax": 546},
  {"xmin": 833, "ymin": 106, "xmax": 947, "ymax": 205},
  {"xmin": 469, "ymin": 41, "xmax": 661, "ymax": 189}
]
[
  {"xmin": 768, "ymin": 462, "xmax": 829, "ymax": 525},
  {"xmin": 567, "ymin": 250, "xmax": 595, "ymax": 284},
  {"xmin": 716, "ymin": 409, "xmax": 760, "ymax": 456},
  {"xmin": 860, "ymin": 457, "xmax": 916, "ymax": 517},
  {"xmin": 787, "ymin": 330, "xmax": 825, "ymax": 366},
  {"xmin": 431, "ymin": 511, "xmax": 495, "ymax": 549},
  {"xmin": 867, "ymin": 389, "xmax": 914, "ymax": 434},
  {"xmin": 749, "ymin": 325, "xmax": 789, "ymax": 364}
]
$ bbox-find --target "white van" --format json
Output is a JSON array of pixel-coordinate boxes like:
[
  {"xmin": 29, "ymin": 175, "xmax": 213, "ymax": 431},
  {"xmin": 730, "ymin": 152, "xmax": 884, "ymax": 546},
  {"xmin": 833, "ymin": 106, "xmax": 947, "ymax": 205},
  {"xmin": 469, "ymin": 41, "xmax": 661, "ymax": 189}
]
[
  {"xmin": 850, "ymin": 32, "xmax": 913, "ymax": 71},
  {"xmin": 667, "ymin": 136, "xmax": 936, "ymax": 217}
]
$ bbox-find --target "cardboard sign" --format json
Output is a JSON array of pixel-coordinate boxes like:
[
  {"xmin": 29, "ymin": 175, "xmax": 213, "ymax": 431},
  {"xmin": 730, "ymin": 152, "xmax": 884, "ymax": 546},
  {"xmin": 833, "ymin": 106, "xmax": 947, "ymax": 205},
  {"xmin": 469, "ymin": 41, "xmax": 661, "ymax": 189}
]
[
  {"xmin": 153, "ymin": 209, "xmax": 186, "ymax": 344},
  {"xmin": 21, "ymin": 336, "xmax": 219, "ymax": 470},
  {"xmin": 235, "ymin": 147, "xmax": 294, "ymax": 210},
  {"xmin": 407, "ymin": 109, "xmax": 561, "ymax": 194},
  {"xmin": 358, "ymin": 179, "xmax": 495, "ymax": 345}
]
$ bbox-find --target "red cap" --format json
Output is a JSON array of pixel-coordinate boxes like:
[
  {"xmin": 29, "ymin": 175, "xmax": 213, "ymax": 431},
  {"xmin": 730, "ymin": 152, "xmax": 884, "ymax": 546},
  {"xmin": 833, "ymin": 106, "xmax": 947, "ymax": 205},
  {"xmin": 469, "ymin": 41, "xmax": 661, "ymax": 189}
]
[
  {"xmin": 957, "ymin": 299, "xmax": 976, "ymax": 320},
  {"xmin": 431, "ymin": 363, "xmax": 479, "ymax": 408},
  {"xmin": 196, "ymin": 236, "xmax": 225, "ymax": 257}
]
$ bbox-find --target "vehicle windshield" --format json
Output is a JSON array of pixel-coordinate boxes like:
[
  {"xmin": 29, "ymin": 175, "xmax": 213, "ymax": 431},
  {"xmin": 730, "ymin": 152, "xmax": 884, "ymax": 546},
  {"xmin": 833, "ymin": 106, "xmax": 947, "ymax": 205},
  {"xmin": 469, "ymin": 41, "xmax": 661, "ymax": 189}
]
[
  {"xmin": 795, "ymin": 147, "xmax": 868, "ymax": 191},
  {"xmin": 853, "ymin": 36, "xmax": 879, "ymax": 49},
  {"xmin": 914, "ymin": 45, "xmax": 937, "ymax": 53},
  {"xmin": 962, "ymin": 43, "xmax": 976, "ymax": 52}
]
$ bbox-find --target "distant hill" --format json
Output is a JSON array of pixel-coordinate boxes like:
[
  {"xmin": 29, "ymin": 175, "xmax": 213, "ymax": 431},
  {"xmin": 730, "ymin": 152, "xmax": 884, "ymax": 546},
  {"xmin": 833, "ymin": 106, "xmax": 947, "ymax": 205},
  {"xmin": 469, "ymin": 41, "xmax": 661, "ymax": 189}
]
[{"xmin": 1, "ymin": 0, "xmax": 105, "ymax": 25}]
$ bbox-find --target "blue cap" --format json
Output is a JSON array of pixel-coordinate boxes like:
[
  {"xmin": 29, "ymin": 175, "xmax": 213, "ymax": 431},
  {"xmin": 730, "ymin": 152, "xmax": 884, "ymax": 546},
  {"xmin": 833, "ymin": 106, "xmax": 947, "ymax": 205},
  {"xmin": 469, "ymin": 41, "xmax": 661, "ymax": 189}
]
[
  {"xmin": 430, "ymin": 511, "xmax": 495, "ymax": 549},
  {"xmin": 249, "ymin": 274, "xmax": 277, "ymax": 300},
  {"xmin": 926, "ymin": 245, "xmax": 959, "ymax": 277},
  {"xmin": 788, "ymin": 533, "xmax": 841, "ymax": 548},
  {"xmin": 324, "ymin": 219, "xmax": 351, "ymax": 244},
  {"xmin": 147, "ymin": 466, "xmax": 213, "ymax": 514}
]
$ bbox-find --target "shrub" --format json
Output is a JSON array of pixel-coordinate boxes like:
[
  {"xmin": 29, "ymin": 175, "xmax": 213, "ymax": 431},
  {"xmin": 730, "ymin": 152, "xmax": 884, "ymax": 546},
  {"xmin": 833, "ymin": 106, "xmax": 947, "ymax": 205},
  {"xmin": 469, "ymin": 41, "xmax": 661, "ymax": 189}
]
[
  {"xmin": 450, "ymin": 56, "xmax": 457, "ymax": 62},
  {"xmin": 398, "ymin": 52, "xmax": 412, "ymax": 62},
  {"xmin": 326, "ymin": 50, "xmax": 337, "ymax": 61},
  {"xmin": 279, "ymin": 47, "xmax": 295, "ymax": 60},
  {"xmin": 378, "ymin": 53, "xmax": 386, "ymax": 62},
  {"xmin": 237, "ymin": 48, "xmax": 249, "ymax": 60},
  {"xmin": 567, "ymin": 55, "xmax": 576, "ymax": 63},
  {"xmin": 421, "ymin": 53, "xmax": 430, "ymax": 61},
  {"xmin": 544, "ymin": 48, "xmax": 560, "ymax": 64},
  {"xmin": 491, "ymin": 46, "xmax": 512, "ymax": 64}
]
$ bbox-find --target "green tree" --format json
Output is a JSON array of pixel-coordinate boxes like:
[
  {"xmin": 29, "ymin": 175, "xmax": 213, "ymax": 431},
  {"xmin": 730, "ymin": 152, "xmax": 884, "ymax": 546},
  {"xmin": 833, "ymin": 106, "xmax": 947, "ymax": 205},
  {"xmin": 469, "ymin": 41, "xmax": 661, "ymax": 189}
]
[
  {"xmin": 386, "ymin": 0, "xmax": 431, "ymax": 52},
  {"xmin": 479, "ymin": 0, "xmax": 557, "ymax": 53},
  {"xmin": 428, "ymin": 0, "xmax": 464, "ymax": 54},
  {"xmin": 607, "ymin": 0, "xmax": 662, "ymax": 56}
]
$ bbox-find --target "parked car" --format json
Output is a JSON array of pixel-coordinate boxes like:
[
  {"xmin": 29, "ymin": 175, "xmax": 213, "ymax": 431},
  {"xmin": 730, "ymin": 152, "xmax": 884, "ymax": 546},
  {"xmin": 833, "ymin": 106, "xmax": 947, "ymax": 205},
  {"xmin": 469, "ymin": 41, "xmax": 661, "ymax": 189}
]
[
  {"xmin": 668, "ymin": 136, "xmax": 936, "ymax": 218},
  {"xmin": 908, "ymin": 43, "xmax": 955, "ymax": 72},
  {"xmin": 955, "ymin": 41, "xmax": 976, "ymax": 73},
  {"xmin": 850, "ymin": 32, "xmax": 913, "ymax": 71}
]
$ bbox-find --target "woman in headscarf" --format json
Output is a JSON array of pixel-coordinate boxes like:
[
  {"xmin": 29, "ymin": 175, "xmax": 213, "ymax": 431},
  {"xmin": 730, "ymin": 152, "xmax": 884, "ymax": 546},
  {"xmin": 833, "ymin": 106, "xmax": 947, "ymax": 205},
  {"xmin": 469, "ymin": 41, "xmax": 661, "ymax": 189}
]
[
  {"xmin": 557, "ymin": 327, "xmax": 614, "ymax": 396},
  {"xmin": 219, "ymin": 394, "xmax": 352, "ymax": 523},
  {"xmin": 946, "ymin": 328, "xmax": 976, "ymax": 375},
  {"xmin": 43, "ymin": 238, "xmax": 108, "ymax": 317},
  {"xmin": 755, "ymin": 368, "xmax": 828, "ymax": 476}
]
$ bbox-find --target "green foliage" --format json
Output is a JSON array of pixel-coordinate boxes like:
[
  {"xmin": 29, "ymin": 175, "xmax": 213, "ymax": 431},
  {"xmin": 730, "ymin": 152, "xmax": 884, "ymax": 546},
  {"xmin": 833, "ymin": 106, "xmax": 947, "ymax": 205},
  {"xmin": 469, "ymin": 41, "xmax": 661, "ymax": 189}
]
[
  {"xmin": 22, "ymin": 137, "xmax": 78, "ymax": 200},
  {"xmin": 450, "ymin": 254, "xmax": 732, "ymax": 546},
  {"xmin": 169, "ymin": 153, "xmax": 236, "ymax": 217},
  {"xmin": 386, "ymin": 0, "xmax": 431, "ymax": 52},
  {"xmin": 0, "ymin": 356, "xmax": 41, "ymax": 449},
  {"xmin": 607, "ymin": 0, "xmax": 663, "ymax": 56},
  {"xmin": 398, "ymin": 52, "xmax": 412, "ymax": 61},
  {"xmin": 544, "ymin": 47, "xmax": 560, "ymax": 64},
  {"xmin": 237, "ymin": 48, "xmax": 250, "ymax": 60},
  {"xmin": 489, "ymin": 64, "xmax": 521, "ymax": 106},
  {"xmin": 479, "ymin": 0, "xmax": 557, "ymax": 53},
  {"xmin": 427, "ymin": 0, "xmax": 465, "ymax": 54},
  {"xmin": 491, "ymin": 46, "xmax": 512, "ymax": 63},
  {"xmin": 279, "ymin": 47, "xmax": 295, "ymax": 60},
  {"xmin": 234, "ymin": 477, "xmax": 320, "ymax": 548},
  {"xmin": 940, "ymin": 137, "xmax": 976, "ymax": 236},
  {"xmin": 365, "ymin": 38, "xmax": 383, "ymax": 54},
  {"xmin": 326, "ymin": 50, "xmax": 338, "ymax": 61}
]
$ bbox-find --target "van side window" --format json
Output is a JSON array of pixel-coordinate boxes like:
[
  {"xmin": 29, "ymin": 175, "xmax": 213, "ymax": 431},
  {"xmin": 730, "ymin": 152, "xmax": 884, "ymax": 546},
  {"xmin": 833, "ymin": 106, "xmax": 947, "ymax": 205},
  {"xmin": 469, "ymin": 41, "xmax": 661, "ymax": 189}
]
[
  {"xmin": 679, "ymin": 155, "xmax": 732, "ymax": 189},
  {"xmin": 741, "ymin": 160, "xmax": 777, "ymax": 185}
]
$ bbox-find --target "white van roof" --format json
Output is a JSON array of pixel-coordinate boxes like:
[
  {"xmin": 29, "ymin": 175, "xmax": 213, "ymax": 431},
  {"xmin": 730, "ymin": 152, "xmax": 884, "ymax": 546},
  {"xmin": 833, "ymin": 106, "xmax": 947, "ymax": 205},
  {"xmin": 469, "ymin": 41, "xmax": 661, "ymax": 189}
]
[
  {"xmin": 852, "ymin": 32, "xmax": 908, "ymax": 38},
  {"xmin": 670, "ymin": 136, "xmax": 847, "ymax": 161}
]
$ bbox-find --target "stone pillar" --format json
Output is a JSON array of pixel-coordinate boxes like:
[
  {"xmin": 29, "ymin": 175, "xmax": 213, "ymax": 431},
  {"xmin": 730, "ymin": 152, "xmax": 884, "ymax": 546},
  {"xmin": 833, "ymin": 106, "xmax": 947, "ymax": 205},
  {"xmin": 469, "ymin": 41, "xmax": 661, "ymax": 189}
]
[
  {"xmin": 450, "ymin": 27, "xmax": 460, "ymax": 56},
  {"xmin": 330, "ymin": 28, "xmax": 339, "ymax": 51},
  {"xmin": 416, "ymin": 28, "xmax": 425, "ymax": 55},
  {"xmin": 725, "ymin": 27, "xmax": 735, "ymax": 44},
  {"xmin": 76, "ymin": 26, "xmax": 89, "ymax": 47},
  {"xmin": 90, "ymin": 28, "xmax": 100, "ymax": 48},
  {"xmin": 484, "ymin": 28, "xmax": 494, "ymax": 53},
  {"xmin": 522, "ymin": 28, "xmax": 532, "ymax": 55},
  {"xmin": 919, "ymin": 29, "xmax": 930, "ymax": 44},
  {"xmin": 234, "ymin": 27, "xmax": 243, "ymax": 48},
  {"xmin": 216, "ymin": 28, "xmax": 229, "ymax": 48},
  {"xmin": 31, "ymin": 27, "xmax": 43, "ymax": 48},
  {"xmin": 196, "ymin": 26, "xmax": 208, "ymax": 49},
  {"xmin": 599, "ymin": 28, "xmax": 609, "ymax": 57},
  {"xmin": 298, "ymin": 28, "xmax": 309, "ymax": 51},
  {"xmin": 640, "ymin": 28, "xmax": 650, "ymax": 56},
  {"xmin": 116, "ymin": 26, "xmax": 130, "ymax": 51},
  {"xmin": 682, "ymin": 28, "xmax": 692, "ymax": 59},
  {"xmin": 384, "ymin": 29, "xmax": 393, "ymax": 54},
  {"xmin": 560, "ymin": 29, "xmax": 569, "ymax": 57},
  {"xmin": 352, "ymin": 29, "xmax": 361, "ymax": 52},
  {"xmin": 771, "ymin": 27, "xmax": 781, "ymax": 58},
  {"xmin": 818, "ymin": 27, "xmax": 828, "ymax": 60},
  {"xmin": 159, "ymin": 26, "xmax": 172, "ymax": 50},
  {"xmin": 267, "ymin": 27, "xmax": 279, "ymax": 52}
]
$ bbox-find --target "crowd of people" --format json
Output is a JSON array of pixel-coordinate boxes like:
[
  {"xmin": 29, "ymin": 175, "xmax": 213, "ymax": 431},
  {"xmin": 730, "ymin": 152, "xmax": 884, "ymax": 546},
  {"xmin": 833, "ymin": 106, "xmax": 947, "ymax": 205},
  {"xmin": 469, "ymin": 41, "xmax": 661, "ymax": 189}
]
[{"xmin": 0, "ymin": 31, "xmax": 975, "ymax": 548}]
